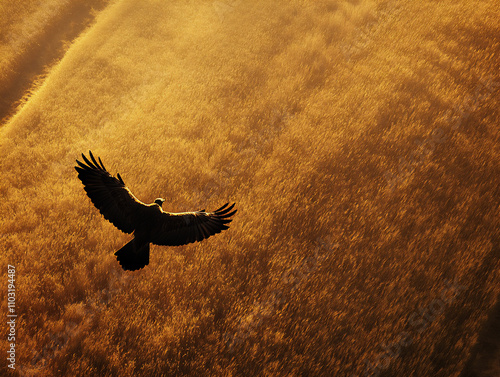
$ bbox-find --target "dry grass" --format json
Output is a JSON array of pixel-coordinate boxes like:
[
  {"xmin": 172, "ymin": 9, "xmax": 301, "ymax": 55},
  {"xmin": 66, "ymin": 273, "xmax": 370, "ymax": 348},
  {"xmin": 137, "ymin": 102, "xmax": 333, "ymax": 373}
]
[
  {"xmin": 0, "ymin": 0, "xmax": 112, "ymax": 124},
  {"xmin": 1, "ymin": 0, "xmax": 499, "ymax": 376}
]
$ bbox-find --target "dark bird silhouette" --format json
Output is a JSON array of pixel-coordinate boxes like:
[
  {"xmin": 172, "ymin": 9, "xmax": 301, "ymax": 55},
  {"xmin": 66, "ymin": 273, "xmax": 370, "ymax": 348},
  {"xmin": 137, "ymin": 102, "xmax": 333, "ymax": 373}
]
[{"xmin": 75, "ymin": 151, "xmax": 236, "ymax": 271}]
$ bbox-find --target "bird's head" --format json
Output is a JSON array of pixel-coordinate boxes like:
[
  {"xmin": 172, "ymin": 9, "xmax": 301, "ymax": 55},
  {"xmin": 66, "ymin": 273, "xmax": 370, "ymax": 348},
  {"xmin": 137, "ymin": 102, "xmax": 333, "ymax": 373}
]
[{"xmin": 154, "ymin": 198, "xmax": 165, "ymax": 207}]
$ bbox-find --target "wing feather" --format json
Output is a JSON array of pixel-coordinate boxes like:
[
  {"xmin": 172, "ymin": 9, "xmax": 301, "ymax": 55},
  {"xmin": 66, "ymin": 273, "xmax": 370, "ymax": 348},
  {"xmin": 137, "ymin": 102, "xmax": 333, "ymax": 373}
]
[
  {"xmin": 150, "ymin": 203, "xmax": 237, "ymax": 246},
  {"xmin": 75, "ymin": 151, "xmax": 144, "ymax": 233}
]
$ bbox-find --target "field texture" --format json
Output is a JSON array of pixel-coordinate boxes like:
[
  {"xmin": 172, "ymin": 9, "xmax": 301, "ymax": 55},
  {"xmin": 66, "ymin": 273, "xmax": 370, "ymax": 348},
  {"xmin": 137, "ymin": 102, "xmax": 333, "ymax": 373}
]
[{"xmin": 1, "ymin": 0, "xmax": 499, "ymax": 376}]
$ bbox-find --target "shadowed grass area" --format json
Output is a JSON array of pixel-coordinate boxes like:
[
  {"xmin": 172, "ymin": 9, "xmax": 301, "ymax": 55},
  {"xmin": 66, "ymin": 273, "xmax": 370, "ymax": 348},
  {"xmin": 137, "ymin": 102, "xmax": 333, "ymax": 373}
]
[{"xmin": 0, "ymin": 0, "xmax": 499, "ymax": 376}]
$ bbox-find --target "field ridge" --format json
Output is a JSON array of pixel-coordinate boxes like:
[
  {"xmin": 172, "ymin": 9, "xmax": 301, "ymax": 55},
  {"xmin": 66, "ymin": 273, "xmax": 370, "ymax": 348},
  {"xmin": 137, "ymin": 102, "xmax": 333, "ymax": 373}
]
[{"xmin": 0, "ymin": 0, "xmax": 112, "ymax": 127}]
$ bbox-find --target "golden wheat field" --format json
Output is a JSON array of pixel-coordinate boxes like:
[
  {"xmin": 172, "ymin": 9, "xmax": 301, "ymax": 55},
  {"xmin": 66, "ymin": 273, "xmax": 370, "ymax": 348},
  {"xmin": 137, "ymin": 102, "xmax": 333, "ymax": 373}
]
[{"xmin": 1, "ymin": 0, "xmax": 499, "ymax": 376}]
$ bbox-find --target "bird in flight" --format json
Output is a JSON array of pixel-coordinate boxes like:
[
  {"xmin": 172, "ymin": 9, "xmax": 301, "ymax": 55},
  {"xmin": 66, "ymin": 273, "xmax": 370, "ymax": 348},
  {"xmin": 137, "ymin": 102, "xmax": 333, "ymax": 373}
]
[{"xmin": 75, "ymin": 151, "xmax": 236, "ymax": 271}]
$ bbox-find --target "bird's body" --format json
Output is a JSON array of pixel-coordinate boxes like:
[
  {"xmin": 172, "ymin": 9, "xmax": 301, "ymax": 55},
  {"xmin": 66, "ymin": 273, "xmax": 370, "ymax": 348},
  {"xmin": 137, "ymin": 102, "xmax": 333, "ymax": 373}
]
[{"xmin": 75, "ymin": 151, "xmax": 236, "ymax": 271}]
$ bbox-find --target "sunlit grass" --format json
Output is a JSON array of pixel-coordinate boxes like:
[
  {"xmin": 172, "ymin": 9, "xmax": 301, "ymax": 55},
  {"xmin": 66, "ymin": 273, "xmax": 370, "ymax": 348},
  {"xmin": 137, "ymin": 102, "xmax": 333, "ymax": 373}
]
[
  {"xmin": 1, "ymin": 0, "xmax": 499, "ymax": 376},
  {"xmin": 0, "ymin": 0, "xmax": 112, "ymax": 124}
]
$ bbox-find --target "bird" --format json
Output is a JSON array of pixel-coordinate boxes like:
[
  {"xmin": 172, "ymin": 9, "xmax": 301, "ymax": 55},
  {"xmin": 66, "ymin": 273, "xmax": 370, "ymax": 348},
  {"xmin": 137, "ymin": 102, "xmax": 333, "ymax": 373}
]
[{"xmin": 75, "ymin": 151, "xmax": 237, "ymax": 271}]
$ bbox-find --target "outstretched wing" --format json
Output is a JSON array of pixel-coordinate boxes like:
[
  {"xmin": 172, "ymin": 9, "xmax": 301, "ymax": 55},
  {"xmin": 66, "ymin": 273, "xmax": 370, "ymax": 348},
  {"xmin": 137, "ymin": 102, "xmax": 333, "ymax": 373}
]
[
  {"xmin": 75, "ymin": 151, "xmax": 144, "ymax": 234},
  {"xmin": 150, "ymin": 203, "xmax": 237, "ymax": 246}
]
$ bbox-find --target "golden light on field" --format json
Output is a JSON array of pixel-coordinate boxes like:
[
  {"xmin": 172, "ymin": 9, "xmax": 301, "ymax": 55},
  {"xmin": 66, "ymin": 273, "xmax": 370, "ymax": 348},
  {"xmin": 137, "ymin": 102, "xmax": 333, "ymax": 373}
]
[{"xmin": 1, "ymin": 0, "xmax": 499, "ymax": 376}]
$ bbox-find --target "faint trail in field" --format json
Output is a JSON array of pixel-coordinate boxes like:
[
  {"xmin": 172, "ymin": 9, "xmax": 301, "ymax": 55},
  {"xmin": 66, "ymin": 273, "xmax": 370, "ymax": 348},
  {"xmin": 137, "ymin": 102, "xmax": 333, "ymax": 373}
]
[{"xmin": 0, "ymin": 0, "xmax": 112, "ymax": 127}]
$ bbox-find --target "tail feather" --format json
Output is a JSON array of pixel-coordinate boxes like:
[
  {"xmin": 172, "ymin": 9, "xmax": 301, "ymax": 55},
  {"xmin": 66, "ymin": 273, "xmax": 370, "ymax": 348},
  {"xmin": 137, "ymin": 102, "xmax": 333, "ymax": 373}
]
[{"xmin": 114, "ymin": 239, "xmax": 150, "ymax": 271}]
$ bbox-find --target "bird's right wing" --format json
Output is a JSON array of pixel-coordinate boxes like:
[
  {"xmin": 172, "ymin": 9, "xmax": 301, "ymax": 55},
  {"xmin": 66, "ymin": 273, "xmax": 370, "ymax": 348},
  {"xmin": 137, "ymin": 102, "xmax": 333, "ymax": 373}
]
[{"xmin": 75, "ymin": 151, "xmax": 144, "ymax": 234}]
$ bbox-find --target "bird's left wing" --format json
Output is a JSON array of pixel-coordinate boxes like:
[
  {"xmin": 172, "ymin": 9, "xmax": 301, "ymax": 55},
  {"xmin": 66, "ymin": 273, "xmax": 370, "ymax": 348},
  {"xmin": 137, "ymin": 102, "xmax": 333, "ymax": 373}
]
[
  {"xmin": 75, "ymin": 151, "xmax": 144, "ymax": 234},
  {"xmin": 150, "ymin": 203, "xmax": 237, "ymax": 246}
]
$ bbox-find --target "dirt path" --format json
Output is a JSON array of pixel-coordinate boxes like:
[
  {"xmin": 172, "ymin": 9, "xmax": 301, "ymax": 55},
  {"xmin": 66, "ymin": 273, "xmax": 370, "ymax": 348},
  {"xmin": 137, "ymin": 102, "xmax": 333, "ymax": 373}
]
[{"xmin": 0, "ymin": 0, "xmax": 112, "ymax": 126}]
